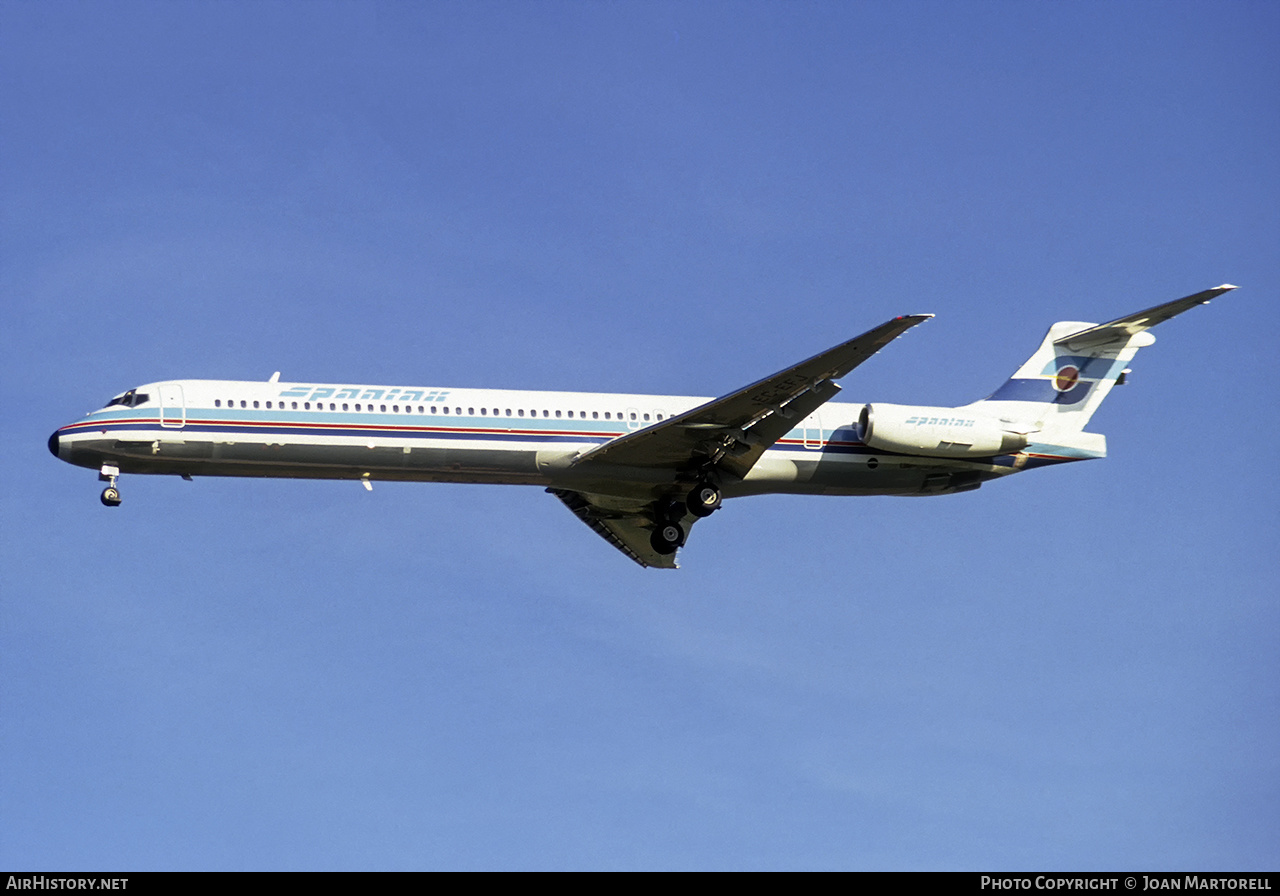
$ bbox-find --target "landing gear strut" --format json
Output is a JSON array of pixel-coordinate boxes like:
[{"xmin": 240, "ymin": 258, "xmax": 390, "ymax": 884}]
[{"xmin": 99, "ymin": 464, "xmax": 122, "ymax": 507}]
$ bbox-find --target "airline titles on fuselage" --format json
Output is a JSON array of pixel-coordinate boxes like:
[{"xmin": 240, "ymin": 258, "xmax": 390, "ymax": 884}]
[{"xmin": 277, "ymin": 386, "xmax": 453, "ymax": 403}]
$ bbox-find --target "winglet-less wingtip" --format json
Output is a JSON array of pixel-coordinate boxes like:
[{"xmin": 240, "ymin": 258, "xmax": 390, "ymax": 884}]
[{"xmin": 1198, "ymin": 284, "xmax": 1236, "ymax": 306}]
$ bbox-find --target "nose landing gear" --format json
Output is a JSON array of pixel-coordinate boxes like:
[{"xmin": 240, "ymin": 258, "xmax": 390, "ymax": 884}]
[{"xmin": 98, "ymin": 464, "xmax": 122, "ymax": 507}]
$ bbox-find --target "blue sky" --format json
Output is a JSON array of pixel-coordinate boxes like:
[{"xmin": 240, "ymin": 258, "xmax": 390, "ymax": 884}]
[{"xmin": 3, "ymin": 0, "xmax": 1277, "ymax": 870}]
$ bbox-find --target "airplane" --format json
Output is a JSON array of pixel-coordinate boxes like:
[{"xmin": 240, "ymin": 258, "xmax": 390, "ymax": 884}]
[{"xmin": 48, "ymin": 285, "xmax": 1233, "ymax": 568}]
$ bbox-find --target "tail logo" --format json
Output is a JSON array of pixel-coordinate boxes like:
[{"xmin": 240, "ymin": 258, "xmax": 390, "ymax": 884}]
[{"xmin": 1053, "ymin": 366, "xmax": 1080, "ymax": 392}]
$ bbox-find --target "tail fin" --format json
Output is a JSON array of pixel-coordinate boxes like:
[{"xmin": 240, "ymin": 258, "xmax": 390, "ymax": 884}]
[{"xmin": 967, "ymin": 285, "xmax": 1235, "ymax": 433}]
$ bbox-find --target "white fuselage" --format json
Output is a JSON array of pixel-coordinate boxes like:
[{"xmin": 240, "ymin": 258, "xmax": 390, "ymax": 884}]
[{"xmin": 50, "ymin": 378, "xmax": 1020, "ymax": 500}]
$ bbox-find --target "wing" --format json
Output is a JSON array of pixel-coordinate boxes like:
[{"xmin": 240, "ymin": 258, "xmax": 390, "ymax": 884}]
[
  {"xmin": 1055, "ymin": 284, "xmax": 1237, "ymax": 351},
  {"xmin": 548, "ymin": 488, "xmax": 691, "ymax": 569},
  {"xmin": 571, "ymin": 314, "xmax": 932, "ymax": 479}
]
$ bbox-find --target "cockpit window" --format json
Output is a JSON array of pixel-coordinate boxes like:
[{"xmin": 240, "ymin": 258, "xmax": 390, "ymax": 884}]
[{"xmin": 104, "ymin": 389, "xmax": 150, "ymax": 408}]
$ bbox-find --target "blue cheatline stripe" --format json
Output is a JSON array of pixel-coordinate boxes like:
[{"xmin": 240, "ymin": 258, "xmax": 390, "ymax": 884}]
[
  {"xmin": 62, "ymin": 415, "xmax": 1094, "ymax": 465},
  {"xmin": 1038, "ymin": 355, "xmax": 1127, "ymax": 379},
  {"xmin": 69, "ymin": 415, "xmax": 836, "ymax": 449},
  {"xmin": 985, "ymin": 378, "xmax": 1093, "ymax": 405},
  {"xmin": 1017, "ymin": 455, "xmax": 1079, "ymax": 469},
  {"xmin": 71, "ymin": 410, "xmax": 654, "ymax": 438},
  {"xmin": 64, "ymin": 418, "xmax": 618, "ymax": 446}
]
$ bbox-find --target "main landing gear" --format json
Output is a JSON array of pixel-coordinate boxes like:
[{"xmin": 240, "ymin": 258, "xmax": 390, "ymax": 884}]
[
  {"xmin": 649, "ymin": 480, "xmax": 723, "ymax": 555},
  {"xmin": 99, "ymin": 464, "xmax": 122, "ymax": 507},
  {"xmin": 650, "ymin": 519, "xmax": 685, "ymax": 556},
  {"xmin": 685, "ymin": 481, "xmax": 722, "ymax": 518},
  {"xmin": 649, "ymin": 496, "xmax": 687, "ymax": 555}
]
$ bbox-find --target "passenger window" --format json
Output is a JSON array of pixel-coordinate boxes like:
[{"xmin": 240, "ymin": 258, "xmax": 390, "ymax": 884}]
[
  {"xmin": 592, "ymin": 411, "xmax": 599, "ymax": 419},
  {"xmin": 215, "ymin": 400, "xmax": 221, "ymax": 408},
  {"xmin": 291, "ymin": 402, "xmax": 298, "ymax": 410},
  {"xmin": 505, "ymin": 409, "xmax": 512, "ymax": 417},
  {"xmin": 241, "ymin": 400, "xmax": 247, "ymax": 408},
  {"xmin": 643, "ymin": 413, "xmax": 650, "ymax": 421},
  {"xmin": 442, "ymin": 406, "xmax": 449, "ymax": 414},
  {"xmin": 517, "ymin": 409, "xmax": 524, "ymax": 417},
  {"xmin": 429, "ymin": 406, "xmax": 437, "ymax": 414},
  {"xmin": 555, "ymin": 410, "xmax": 562, "ymax": 418},
  {"xmin": 304, "ymin": 402, "xmax": 311, "ymax": 410},
  {"xmin": 542, "ymin": 410, "xmax": 549, "ymax": 417},
  {"xmin": 480, "ymin": 407, "xmax": 486, "ymax": 416},
  {"xmin": 567, "ymin": 411, "xmax": 574, "ymax": 418},
  {"xmin": 394, "ymin": 405, "xmax": 400, "ymax": 413},
  {"xmin": 380, "ymin": 405, "xmax": 387, "ymax": 412},
  {"xmin": 342, "ymin": 403, "xmax": 349, "ymax": 411},
  {"xmin": 604, "ymin": 412, "xmax": 611, "ymax": 420}
]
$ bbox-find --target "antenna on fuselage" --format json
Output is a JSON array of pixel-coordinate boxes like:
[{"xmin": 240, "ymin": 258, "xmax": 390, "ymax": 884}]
[{"xmin": 268, "ymin": 371, "xmax": 281, "ymax": 383}]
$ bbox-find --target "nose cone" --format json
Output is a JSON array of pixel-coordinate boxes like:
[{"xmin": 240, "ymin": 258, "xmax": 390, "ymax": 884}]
[{"xmin": 48, "ymin": 429, "xmax": 61, "ymax": 459}]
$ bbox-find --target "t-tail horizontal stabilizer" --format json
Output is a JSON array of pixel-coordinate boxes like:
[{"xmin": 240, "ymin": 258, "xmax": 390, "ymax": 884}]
[
  {"xmin": 969, "ymin": 285, "xmax": 1236, "ymax": 435},
  {"xmin": 1054, "ymin": 285, "xmax": 1236, "ymax": 351}
]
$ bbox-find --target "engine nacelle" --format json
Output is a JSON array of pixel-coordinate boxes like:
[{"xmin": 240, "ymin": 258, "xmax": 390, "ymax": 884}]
[{"xmin": 857, "ymin": 403, "xmax": 1029, "ymax": 458}]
